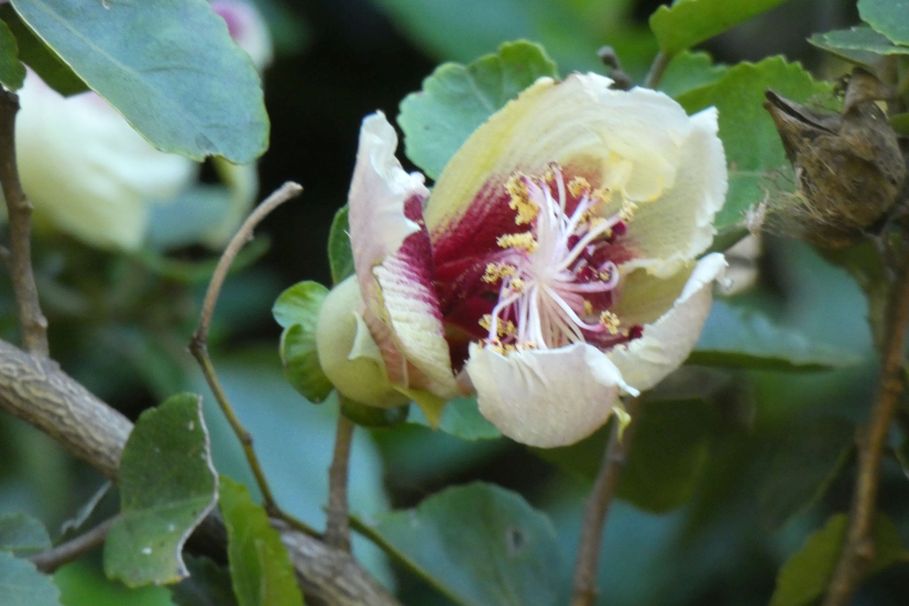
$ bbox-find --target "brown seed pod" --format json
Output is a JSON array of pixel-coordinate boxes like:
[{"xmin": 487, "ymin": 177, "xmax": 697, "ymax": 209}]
[{"xmin": 763, "ymin": 70, "xmax": 905, "ymax": 249}]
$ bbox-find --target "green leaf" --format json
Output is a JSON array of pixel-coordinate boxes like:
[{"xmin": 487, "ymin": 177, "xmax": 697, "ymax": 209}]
[
  {"xmin": 219, "ymin": 477, "xmax": 305, "ymax": 606},
  {"xmin": 104, "ymin": 393, "xmax": 218, "ymax": 587},
  {"xmin": 0, "ymin": 551, "xmax": 61, "ymax": 606},
  {"xmin": 649, "ymin": 0, "xmax": 786, "ymax": 55},
  {"xmin": 677, "ymin": 57, "xmax": 836, "ymax": 229},
  {"xmin": 0, "ymin": 513, "xmax": 51, "ymax": 556},
  {"xmin": 0, "ymin": 19, "xmax": 24, "ymax": 90},
  {"xmin": 755, "ymin": 417, "xmax": 854, "ymax": 529},
  {"xmin": 770, "ymin": 513, "xmax": 904, "ymax": 606},
  {"xmin": 171, "ymin": 556, "xmax": 238, "ymax": 606},
  {"xmin": 170, "ymin": 556, "xmax": 237, "ymax": 606},
  {"xmin": 361, "ymin": 482, "xmax": 561, "ymax": 606},
  {"xmin": 858, "ymin": 0, "xmax": 909, "ymax": 45},
  {"xmin": 9, "ymin": 0, "xmax": 268, "ymax": 162},
  {"xmin": 658, "ymin": 50, "xmax": 727, "ymax": 98},
  {"xmin": 617, "ymin": 399, "xmax": 716, "ymax": 512},
  {"xmin": 408, "ymin": 396, "xmax": 501, "ymax": 440},
  {"xmin": 273, "ymin": 281, "xmax": 328, "ymax": 329},
  {"xmin": 327, "ymin": 205, "xmax": 354, "ymax": 285},
  {"xmin": 367, "ymin": 0, "xmax": 653, "ymax": 77},
  {"xmin": 0, "ymin": 5, "xmax": 85, "ymax": 95},
  {"xmin": 399, "ymin": 40, "xmax": 557, "ymax": 179},
  {"xmin": 690, "ymin": 300, "xmax": 861, "ymax": 370},
  {"xmin": 273, "ymin": 281, "xmax": 333, "ymax": 403},
  {"xmin": 809, "ymin": 26, "xmax": 909, "ymax": 65}
]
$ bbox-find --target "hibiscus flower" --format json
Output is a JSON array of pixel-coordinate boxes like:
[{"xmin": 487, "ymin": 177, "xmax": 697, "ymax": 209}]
[{"xmin": 317, "ymin": 72, "xmax": 727, "ymax": 447}]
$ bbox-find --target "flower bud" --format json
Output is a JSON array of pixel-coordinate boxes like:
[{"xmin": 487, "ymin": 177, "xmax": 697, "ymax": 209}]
[{"xmin": 316, "ymin": 276, "xmax": 409, "ymax": 409}]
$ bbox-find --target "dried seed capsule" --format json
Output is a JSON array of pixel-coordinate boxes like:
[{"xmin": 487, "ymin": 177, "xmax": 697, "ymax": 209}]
[{"xmin": 763, "ymin": 70, "xmax": 905, "ymax": 249}]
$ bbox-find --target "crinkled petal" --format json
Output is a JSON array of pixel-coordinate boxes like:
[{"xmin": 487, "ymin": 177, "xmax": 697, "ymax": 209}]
[
  {"xmin": 621, "ymin": 108, "xmax": 727, "ymax": 277},
  {"xmin": 16, "ymin": 72, "xmax": 196, "ymax": 250},
  {"xmin": 348, "ymin": 112, "xmax": 456, "ymax": 397},
  {"xmin": 467, "ymin": 342, "xmax": 638, "ymax": 448},
  {"xmin": 607, "ymin": 253, "xmax": 727, "ymax": 391},
  {"xmin": 348, "ymin": 112, "xmax": 426, "ymax": 297},
  {"xmin": 426, "ymin": 73, "xmax": 696, "ymax": 260},
  {"xmin": 374, "ymin": 238, "xmax": 458, "ymax": 397}
]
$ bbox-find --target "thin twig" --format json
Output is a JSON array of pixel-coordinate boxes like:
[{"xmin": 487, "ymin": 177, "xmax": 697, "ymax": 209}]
[
  {"xmin": 188, "ymin": 181, "xmax": 316, "ymax": 537},
  {"xmin": 0, "ymin": 91, "xmax": 48, "ymax": 355},
  {"xmin": 30, "ymin": 517, "xmax": 115, "ymax": 573},
  {"xmin": 822, "ymin": 269, "xmax": 909, "ymax": 606},
  {"xmin": 194, "ymin": 181, "xmax": 302, "ymax": 341},
  {"xmin": 571, "ymin": 399, "xmax": 640, "ymax": 606},
  {"xmin": 325, "ymin": 414, "xmax": 355, "ymax": 551},
  {"xmin": 643, "ymin": 51, "xmax": 670, "ymax": 89}
]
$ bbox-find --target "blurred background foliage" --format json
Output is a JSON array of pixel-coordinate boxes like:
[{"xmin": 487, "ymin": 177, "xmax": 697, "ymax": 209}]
[{"xmin": 4, "ymin": 0, "xmax": 909, "ymax": 604}]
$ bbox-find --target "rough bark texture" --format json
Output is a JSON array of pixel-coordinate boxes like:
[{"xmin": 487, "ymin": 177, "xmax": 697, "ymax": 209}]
[{"xmin": 0, "ymin": 338, "xmax": 400, "ymax": 606}]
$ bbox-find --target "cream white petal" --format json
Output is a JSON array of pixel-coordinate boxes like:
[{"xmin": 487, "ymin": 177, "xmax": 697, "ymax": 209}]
[
  {"xmin": 16, "ymin": 73, "xmax": 196, "ymax": 250},
  {"xmin": 425, "ymin": 73, "xmax": 695, "ymax": 235},
  {"xmin": 467, "ymin": 342, "xmax": 637, "ymax": 448},
  {"xmin": 348, "ymin": 112, "xmax": 455, "ymax": 396},
  {"xmin": 608, "ymin": 253, "xmax": 727, "ymax": 391},
  {"xmin": 348, "ymin": 111, "xmax": 426, "ymax": 294},
  {"xmin": 621, "ymin": 107, "xmax": 727, "ymax": 278},
  {"xmin": 373, "ymin": 252, "xmax": 458, "ymax": 397}
]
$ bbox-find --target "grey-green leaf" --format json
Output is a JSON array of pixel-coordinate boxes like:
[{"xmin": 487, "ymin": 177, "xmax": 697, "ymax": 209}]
[
  {"xmin": 219, "ymin": 476, "xmax": 305, "ymax": 606},
  {"xmin": 755, "ymin": 417, "xmax": 855, "ymax": 529},
  {"xmin": 408, "ymin": 396, "xmax": 501, "ymax": 441},
  {"xmin": 0, "ymin": 551, "xmax": 61, "ymax": 606},
  {"xmin": 0, "ymin": 513, "xmax": 51, "ymax": 556},
  {"xmin": 677, "ymin": 56, "xmax": 836, "ymax": 229},
  {"xmin": 649, "ymin": 0, "xmax": 787, "ymax": 55},
  {"xmin": 104, "ymin": 393, "xmax": 218, "ymax": 587},
  {"xmin": 0, "ymin": 5, "xmax": 85, "ymax": 95},
  {"xmin": 328, "ymin": 205, "xmax": 354, "ymax": 285},
  {"xmin": 617, "ymin": 399, "xmax": 716, "ymax": 512},
  {"xmin": 690, "ymin": 301, "xmax": 861, "ymax": 370},
  {"xmin": 360, "ymin": 482, "xmax": 561, "ymax": 606},
  {"xmin": 10, "ymin": 0, "xmax": 268, "ymax": 162},
  {"xmin": 810, "ymin": 26, "xmax": 909, "ymax": 65},
  {"xmin": 858, "ymin": 0, "xmax": 909, "ymax": 45},
  {"xmin": 273, "ymin": 281, "xmax": 332, "ymax": 402},
  {"xmin": 770, "ymin": 513, "xmax": 904, "ymax": 606},
  {"xmin": 399, "ymin": 40, "xmax": 557, "ymax": 179},
  {"xmin": 0, "ymin": 19, "xmax": 24, "ymax": 90}
]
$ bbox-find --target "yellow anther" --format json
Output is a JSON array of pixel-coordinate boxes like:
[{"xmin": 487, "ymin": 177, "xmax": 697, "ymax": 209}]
[
  {"xmin": 568, "ymin": 176, "xmax": 591, "ymax": 198},
  {"xmin": 592, "ymin": 187, "xmax": 612, "ymax": 206},
  {"xmin": 479, "ymin": 314, "xmax": 516, "ymax": 338},
  {"xmin": 505, "ymin": 174, "xmax": 539, "ymax": 225},
  {"xmin": 482, "ymin": 262, "xmax": 517, "ymax": 284},
  {"xmin": 619, "ymin": 201, "xmax": 637, "ymax": 223},
  {"xmin": 509, "ymin": 278, "xmax": 526, "ymax": 293},
  {"xmin": 598, "ymin": 267, "xmax": 613, "ymax": 282},
  {"xmin": 583, "ymin": 300, "xmax": 594, "ymax": 316},
  {"xmin": 497, "ymin": 232, "xmax": 538, "ymax": 252},
  {"xmin": 600, "ymin": 310, "xmax": 621, "ymax": 335}
]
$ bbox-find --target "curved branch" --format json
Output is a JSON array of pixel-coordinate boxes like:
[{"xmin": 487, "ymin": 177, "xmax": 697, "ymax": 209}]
[
  {"xmin": 0, "ymin": 338, "xmax": 399, "ymax": 605},
  {"xmin": 822, "ymin": 268, "xmax": 909, "ymax": 606},
  {"xmin": 0, "ymin": 90, "xmax": 48, "ymax": 355}
]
